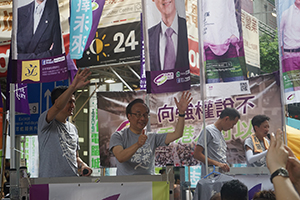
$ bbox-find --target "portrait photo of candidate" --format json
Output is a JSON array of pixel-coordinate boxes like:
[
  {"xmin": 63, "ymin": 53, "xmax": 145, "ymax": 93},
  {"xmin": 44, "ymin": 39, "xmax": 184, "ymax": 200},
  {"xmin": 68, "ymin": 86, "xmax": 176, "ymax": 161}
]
[
  {"xmin": 279, "ymin": 0, "xmax": 300, "ymax": 92},
  {"xmin": 17, "ymin": 0, "xmax": 63, "ymax": 60},
  {"xmin": 147, "ymin": 0, "xmax": 189, "ymax": 72}
]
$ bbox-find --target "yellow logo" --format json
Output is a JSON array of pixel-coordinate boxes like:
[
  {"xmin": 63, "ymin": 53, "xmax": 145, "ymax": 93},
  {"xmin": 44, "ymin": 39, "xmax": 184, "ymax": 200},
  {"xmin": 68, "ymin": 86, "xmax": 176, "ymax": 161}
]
[{"xmin": 22, "ymin": 60, "xmax": 40, "ymax": 82}]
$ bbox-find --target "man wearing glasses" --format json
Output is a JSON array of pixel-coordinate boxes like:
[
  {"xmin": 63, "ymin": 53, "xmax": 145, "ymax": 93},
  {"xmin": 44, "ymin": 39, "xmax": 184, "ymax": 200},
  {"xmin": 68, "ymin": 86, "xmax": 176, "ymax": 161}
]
[{"xmin": 109, "ymin": 91, "xmax": 192, "ymax": 175}]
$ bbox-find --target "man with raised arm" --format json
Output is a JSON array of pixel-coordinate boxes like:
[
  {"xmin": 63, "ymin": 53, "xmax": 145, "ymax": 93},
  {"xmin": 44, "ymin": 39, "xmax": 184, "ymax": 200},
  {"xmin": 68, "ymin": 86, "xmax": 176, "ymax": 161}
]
[
  {"xmin": 109, "ymin": 91, "xmax": 192, "ymax": 175},
  {"xmin": 38, "ymin": 68, "xmax": 93, "ymax": 177}
]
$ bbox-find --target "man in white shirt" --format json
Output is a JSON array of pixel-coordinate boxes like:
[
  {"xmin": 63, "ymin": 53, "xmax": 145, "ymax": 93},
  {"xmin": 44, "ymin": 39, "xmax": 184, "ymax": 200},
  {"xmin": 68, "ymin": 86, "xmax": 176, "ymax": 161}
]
[{"xmin": 280, "ymin": 0, "xmax": 300, "ymax": 92}]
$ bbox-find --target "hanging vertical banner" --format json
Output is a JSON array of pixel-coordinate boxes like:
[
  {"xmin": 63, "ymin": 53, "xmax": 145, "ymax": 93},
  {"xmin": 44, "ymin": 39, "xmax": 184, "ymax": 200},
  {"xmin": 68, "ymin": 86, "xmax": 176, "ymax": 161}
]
[
  {"xmin": 15, "ymin": 83, "xmax": 30, "ymax": 115},
  {"xmin": 241, "ymin": 10, "xmax": 260, "ymax": 71},
  {"xmin": 25, "ymin": 136, "xmax": 39, "ymax": 177},
  {"xmin": 278, "ymin": 0, "xmax": 300, "ymax": 104},
  {"xmin": 84, "ymin": 0, "xmax": 105, "ymax": 51},
  {"xmin": 140, "ymin": 13, "xmax": 147, "ymax": 91},
  {"xmin": 12, "ymin": 0, "xmax": 67, "ymax": 84},
  {"xmin": 89, "ymin": 84, "xmax": 101, "ymax": 176},
  {"xmin": 203, "ymin": 0, "xmax": 250, "ymax": 97},
  {"xmin": 143, "ymin": 0, "xmax": 191, "ymax": 94},
  {"xmin": 70, "ymin": 0, "xmax": 92, "ymax": 59}
]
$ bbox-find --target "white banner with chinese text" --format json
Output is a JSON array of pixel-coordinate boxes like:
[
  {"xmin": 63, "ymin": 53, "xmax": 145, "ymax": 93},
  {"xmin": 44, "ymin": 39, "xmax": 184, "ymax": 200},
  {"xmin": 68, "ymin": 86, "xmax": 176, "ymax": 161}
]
[{"xmin": 241, "ymin": 10, "xmax": 260, "ymax": 69}]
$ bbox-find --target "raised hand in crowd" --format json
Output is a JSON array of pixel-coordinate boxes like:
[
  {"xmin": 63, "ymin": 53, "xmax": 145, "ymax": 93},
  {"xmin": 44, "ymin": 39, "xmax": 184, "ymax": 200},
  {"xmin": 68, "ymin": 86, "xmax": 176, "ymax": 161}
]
[
  {"xmin": 266, "ymin": 128, "xmax": 300, "ymax": 200},
  {"xmin": 285, "ymin": 145, "xmax": 300, "ymax": 194},
  {"xmin": 70, "ymin": 68, "xmax": 91, "ymax": 90}
]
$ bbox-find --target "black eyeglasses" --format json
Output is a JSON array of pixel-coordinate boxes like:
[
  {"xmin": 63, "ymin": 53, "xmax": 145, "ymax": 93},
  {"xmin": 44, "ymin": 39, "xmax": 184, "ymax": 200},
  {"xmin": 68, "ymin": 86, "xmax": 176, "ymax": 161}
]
[{"xmin": 130, "ymin": 113, "xmax": 149, "ymax": 119}]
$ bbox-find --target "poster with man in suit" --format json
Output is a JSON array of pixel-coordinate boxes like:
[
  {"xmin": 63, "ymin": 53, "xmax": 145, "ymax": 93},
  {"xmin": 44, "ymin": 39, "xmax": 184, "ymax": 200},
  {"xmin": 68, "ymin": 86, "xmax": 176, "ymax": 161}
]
[
  {"xmin": 12, "ymin": 0, "xmax": 67, "ymax": 83},
  {"xmin": 144, "ymin": 0, "xmax": 191, "ymax": 94},
  {"xmin": 17, "ymin": 0, "xmax": 63, "ymax": 60}
]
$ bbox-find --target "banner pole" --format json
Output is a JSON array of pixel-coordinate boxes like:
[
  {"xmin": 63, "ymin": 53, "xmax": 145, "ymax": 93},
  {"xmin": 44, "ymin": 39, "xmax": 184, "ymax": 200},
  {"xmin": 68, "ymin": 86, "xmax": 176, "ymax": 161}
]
[
  {"xmin": 274, "ymin": 0, "xmax": 287, "ymax": 144},
  {"xmin": 0, "ymin": 114, "xmax": 8, "ymax": 198},
  {"xmin": 197, "ymin": 0, "xmax": 208, "ymax": 176}
]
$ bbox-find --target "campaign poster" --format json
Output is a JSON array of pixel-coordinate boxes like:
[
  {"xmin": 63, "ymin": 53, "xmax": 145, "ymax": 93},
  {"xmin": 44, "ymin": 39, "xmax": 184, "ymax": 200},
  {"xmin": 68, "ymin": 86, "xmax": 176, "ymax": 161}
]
[
  {"xmin": 11, "ymin": 0, "xmax": 67, "ymax": 84},
  {"xmin": 278, "ymin": 0, "xmax": 300, "ymax": 104},
  {"xmin": 143, "ymin": 0, "xmax": 191, "ymax": 93}
]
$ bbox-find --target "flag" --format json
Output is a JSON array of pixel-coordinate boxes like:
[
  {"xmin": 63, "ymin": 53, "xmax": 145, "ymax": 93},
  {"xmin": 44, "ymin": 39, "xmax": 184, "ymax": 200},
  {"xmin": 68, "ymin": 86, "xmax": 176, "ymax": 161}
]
[
  {"xmin": 70, "ymin": 0, "xmax": 93, "ymax": 59},
  {"xmin": 69, "ymin": 0, "xmax": 105, "ymax": 79},
  {"xmin": 84, "ymin": 0, "xmax": 105, "ymax": 51},
  {"xmin": 6, "ymin": 50, "xmax": 30, "ymax": 115}
]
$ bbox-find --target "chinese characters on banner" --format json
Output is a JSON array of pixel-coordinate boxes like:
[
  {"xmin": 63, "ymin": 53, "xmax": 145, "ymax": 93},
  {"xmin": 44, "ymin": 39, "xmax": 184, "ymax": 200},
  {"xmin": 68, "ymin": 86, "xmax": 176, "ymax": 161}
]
[
  {"xmin": 278, "ymin": 0, "xmax": 300, "ymax": 104},
  {"xmin": 89, "ymin": 85, "xmax": 100, "ymax": 173},
  {"xmin": 70, "ymin": 0, "xmax": 92, "ymax": 59},
  {"xmin": 15, "ymin": 83, "xmax": 30, "ymax": 115},
  {"xmin": 97, "ymin": 73, "xmax": 282, "ymax": 168},
  {"xmin": 241, "ymin": 10, "xmax": 260, "ymax": 77}
]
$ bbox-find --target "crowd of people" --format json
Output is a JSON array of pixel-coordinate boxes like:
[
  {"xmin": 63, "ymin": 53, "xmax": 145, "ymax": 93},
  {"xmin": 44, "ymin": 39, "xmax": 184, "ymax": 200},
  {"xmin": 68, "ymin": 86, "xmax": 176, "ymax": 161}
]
[{"xmin": 208, "ymin": 129, "xmax": 300, "ymax": 200}]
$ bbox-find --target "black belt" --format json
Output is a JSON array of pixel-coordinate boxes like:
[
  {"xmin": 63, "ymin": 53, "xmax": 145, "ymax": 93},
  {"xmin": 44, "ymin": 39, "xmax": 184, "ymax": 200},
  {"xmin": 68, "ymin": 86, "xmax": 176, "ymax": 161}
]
[{"xmin": 284, "ymin": 48, "xmax": 300, "ymax": 53}]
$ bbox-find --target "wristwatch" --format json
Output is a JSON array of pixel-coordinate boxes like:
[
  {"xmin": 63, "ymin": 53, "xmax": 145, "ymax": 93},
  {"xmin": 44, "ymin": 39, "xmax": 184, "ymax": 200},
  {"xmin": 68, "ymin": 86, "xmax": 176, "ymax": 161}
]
[{"xmin": 270, "ymin": 167, "xmax": 289, "ymax": 183}]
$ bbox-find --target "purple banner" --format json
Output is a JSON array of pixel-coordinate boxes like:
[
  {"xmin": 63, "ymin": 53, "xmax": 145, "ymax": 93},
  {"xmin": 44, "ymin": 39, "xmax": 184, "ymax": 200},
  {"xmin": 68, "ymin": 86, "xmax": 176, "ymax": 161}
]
[
  {"xmin": 84, "ymin": 0, "xmax": 105, "ymax": 51},
  {"xmin": 30, "ymin": 184, "xmax": 49, "ymax": 200},
  {"xmin": 6, "ymin": 50, "xmax": 30, "ymax": 115},
  {"xmin": 15, "ymin": 83, "xmax": 30, "ymax": 115},
  {"xmin": 16, "ymin": 54, "xmax": 68, "ymax": 84},
  {"xmin": 140, "ymin": 13, "xmax": 146, "ymax": 90},
  {"xmin": 146, "ymin": 69, "xmax": 191, "ymax": 93}
]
